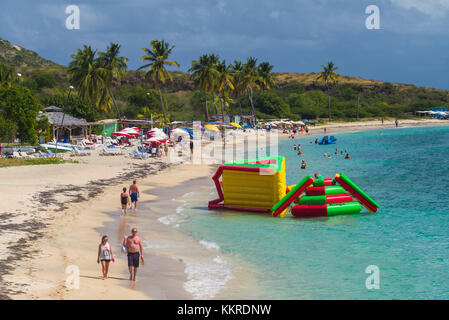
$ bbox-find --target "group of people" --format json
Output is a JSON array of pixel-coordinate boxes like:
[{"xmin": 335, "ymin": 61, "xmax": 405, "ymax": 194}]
[
  {"xmin": 324, "ymin": 148, "xmax": 351, "ymax": 159},
  {"xmin": 96, "ymin": 180, "xmax": 145, "ymax": 281},
  {"xmin": 293, "ymin": 138, "xmax": 351, "ymax": 170}
]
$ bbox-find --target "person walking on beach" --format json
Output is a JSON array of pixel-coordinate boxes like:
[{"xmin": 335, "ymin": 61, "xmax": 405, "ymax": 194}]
[
  {"xmin": 395, "ymin": 119, "xmax": 399, "ymax": 128},
  {"xmin": 97, "ymin": 235, "xmax": 114, "ymax": 280},
  {"xmin": 120, "ymin": 187, "xmax": 130, "ymax": 216},
  {"xmin": 123, "ymin": 228, "xmax": 144, "ymax": 281},
  {"xmin": 129, "ymin": 180, "xmax": 140, "ymax": 212}
]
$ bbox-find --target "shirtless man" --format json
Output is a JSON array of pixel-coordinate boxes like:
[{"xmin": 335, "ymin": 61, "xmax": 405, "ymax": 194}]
[
  {"xmin": 123, "ymin": 228, "xmax": 144, "ymax": 281},
  {"xmin": 129, "ymin": 180, "xmax": 140, "ymax": 212}
]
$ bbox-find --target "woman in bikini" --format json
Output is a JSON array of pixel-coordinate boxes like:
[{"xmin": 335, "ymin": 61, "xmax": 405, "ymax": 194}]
[
  {"xmin": 97, "ymin": 235, "xmax": 114, "ymax": 280},
  {"xmin": 121, "ymin": 187, "xmax": 130, "ymax": 216}
]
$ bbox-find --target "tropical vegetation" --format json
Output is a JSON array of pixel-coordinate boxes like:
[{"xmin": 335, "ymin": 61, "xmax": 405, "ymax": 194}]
[{"xmin": 1, "ymin": 36, "xmax": 448, "ymax": 145}]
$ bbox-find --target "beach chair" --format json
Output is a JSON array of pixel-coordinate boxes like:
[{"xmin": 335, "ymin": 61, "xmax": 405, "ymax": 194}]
[
  {"xmin": 46, "ymin": 149, "xmax": 62, "ymax": 158},
  {"xmin": 72, "ymin": 146, "xmax": 91, "ymax": 156},
  {"xmin": 81, "ymin": 140, "xmax": 95, "ymax": 150},
  {"xmin": 102, "ymin": 145, "xmax": 122, "ymax": 155},
  {"xmin": 38, "ymin": 150, "xmax": 48, "ymax": 158},
  {"xmin": 128, "ymin": 148, "xmax": 149, "ymax": 160}
]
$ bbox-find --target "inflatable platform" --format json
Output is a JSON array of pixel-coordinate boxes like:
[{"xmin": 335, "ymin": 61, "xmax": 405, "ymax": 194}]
[{"xmin": 208, "ymin": 157, "xmax": 379, "ymax": 218}]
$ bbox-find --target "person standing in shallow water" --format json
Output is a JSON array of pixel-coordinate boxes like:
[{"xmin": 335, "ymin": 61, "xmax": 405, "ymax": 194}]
[{"xmin": 129, "ymin": 180, "xmax": 140, "ymax": 212}]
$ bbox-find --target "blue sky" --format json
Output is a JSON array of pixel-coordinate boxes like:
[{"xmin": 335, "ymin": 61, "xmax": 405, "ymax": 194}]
[{"xmin": 1, "ymin": 0, "xmax": 449, "ymax": 89}]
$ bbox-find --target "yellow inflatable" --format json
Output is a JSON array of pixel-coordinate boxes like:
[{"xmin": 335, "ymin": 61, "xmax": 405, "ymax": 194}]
[{"xmin": 209, "ymin": 156, "xmax": 288, "ymax": 216}]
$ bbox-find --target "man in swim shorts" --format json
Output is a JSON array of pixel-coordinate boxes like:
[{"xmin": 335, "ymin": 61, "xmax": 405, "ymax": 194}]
[
  {"xmin": 129, "ymin": 180, "xmax": 140, "ymax": 212},
  {"xmin": 123, "ymin": 228, "xmax": 144, "ymax": 281}
]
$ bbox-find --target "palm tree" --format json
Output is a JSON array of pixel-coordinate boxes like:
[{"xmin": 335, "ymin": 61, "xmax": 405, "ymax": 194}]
[
  {"xmin": 242, "ymin": 57, "xmax": 261, "ymax": 120},
  {"xmin": 68, "ymin": 45, "xmax": 111, "ymax": 112},
  {"xmin": 138, "ymin": 40, "xmax": 180, "ymax": 124},
  {"xmin": 230, "ymin": 61, "xmax": 245, "ymax": 116},
  {"xmin": 206, "ymin": 53, "xmax": 221, "ymax": 117},
  {"xmin": 98, "ymin": 43, "xmax": 128, "ymax": 119},
  {"xmin": 216, "ymin": 60, "xmax": 235, "ymax": 122},
  {"xmin": 189, "ymin": 54, "xmax": 220, "ymax": 122},
  {"xmin": 257, "ymin": 62, "xmax": 275, "ymax": 91},
  {"xmin": 317, "ymin": 61, "xmax": 339, "ymax": 121}
]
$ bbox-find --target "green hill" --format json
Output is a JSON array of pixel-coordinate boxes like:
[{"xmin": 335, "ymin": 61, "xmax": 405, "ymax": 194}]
[{"xmin": 1, "ymin": 38, "xmax": 448, "ymax": 122}]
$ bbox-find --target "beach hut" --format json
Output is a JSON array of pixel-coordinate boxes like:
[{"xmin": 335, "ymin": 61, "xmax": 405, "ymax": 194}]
[{"xmin": 41, "ymin": 106, "xmax": 90, "ymax": 142}]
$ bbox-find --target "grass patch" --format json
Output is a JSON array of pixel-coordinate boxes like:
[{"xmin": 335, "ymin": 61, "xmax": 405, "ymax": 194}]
[{"xmin": 0, "ymin": 157, "xmax": 78, "ymax": 168}]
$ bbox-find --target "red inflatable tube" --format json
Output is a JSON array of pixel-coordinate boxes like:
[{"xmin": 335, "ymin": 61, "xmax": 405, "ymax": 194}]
[
  {"xmin": 292, "ymin": 205, "xmax": 327, "ymax": 217},
  {"xmin": 326, "ymin": 194, "xmax": 353, "ymax": 204},
  {"xmin": 273, "ymin": 177, "xmax": 314, "ymax": 216},
  {"xmin": 324, "ymin": 179, "xmax": 334, "ymax": 186},
  {"xmin": 305, "ymin": 186, "xmax": 325, "ymax": 196},
  {"xmin": 334, "ymin": 177, "xmax": 378, "ymax": 213}
]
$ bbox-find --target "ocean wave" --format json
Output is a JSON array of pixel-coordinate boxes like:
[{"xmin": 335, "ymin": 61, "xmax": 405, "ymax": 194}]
[
  {"xmin": 183, "ymin": 255, "xmax": 232, "ymax": 299},
  {"xmin": 158, "ymin": 215, "xmax": 180, "ymax": 225},
  {"xmin": 199, "ymin": 240, "xmax": 220, "ymax": 250}
]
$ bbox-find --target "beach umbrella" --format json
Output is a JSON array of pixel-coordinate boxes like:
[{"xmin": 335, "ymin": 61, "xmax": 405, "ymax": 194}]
[
  {"xmin": 112, "ymin": 131, "xmax": 133, "ymax": 137},
  {"xmin": 182, "ymin": 128, "xmax": 193, "ymax": 135},
  {"xmin": 229, "ymin": 122, "xmax": 242, "ymax": 129},
  {"xmin": 121, "ymin": 129, "xmax": 140, "ymax": 136},
  {"xmin": 204, "ymin": 124, "xmax": 219, "ymax": 131}
]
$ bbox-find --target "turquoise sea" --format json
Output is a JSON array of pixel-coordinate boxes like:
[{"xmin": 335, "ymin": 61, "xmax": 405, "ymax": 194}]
[{"xmin": 166, "ymin": 125, "xmax": 449, "ymax": 299}]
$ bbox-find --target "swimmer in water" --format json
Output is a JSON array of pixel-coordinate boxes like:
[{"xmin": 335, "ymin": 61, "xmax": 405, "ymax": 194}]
[
  {"xmin": 345, "ymin": 153, "xmax": 351, "ymax": 159},
  {"xmin": 301, "ymin": 159, "xmax": 307, "ymax": 169},
  {"xmin": 293, "ymin": 144, "xmax": 297, "ymax": 150}
]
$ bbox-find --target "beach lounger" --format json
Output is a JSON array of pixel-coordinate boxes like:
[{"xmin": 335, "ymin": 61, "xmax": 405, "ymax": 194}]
[
  {"xmin": 81, "ymin": 140, "xmax": 96, "ymax": 150},
  {"xmin": 102, "ymin": 145, "xmax": 122, "ymax": 155},
  {"xmin": 38, "ymin": 150, "xmax": 48, "ymax": 158},
  {"xmin": 128, "ymin": 148, "xmax": 149, "ymax": 160},
  {"xmin": 46, "ymin": 149, "xmax": 62, "ymax": 158},
  {"xmin": 71, "ymin": 146, "xmax": 91, "ymax": 156}
]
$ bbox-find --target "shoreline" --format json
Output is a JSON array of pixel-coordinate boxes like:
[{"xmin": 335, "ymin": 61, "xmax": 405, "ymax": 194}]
[{"xmin": 1, "ymin": 119, "xmax": 448, "ymax": 299}]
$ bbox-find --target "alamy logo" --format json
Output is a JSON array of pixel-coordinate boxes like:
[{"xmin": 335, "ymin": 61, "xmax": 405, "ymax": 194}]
[
  {"xmin": 65, "ymin": 265, "xmax": 80, "ymax": 289},
  {"xmin": 365, "ymin": 265, "xmax": 380, "ymax": 289},
  {"xmin": 65, "ymin": 5, "xmax": 80, "ymax": 30},
  {"xmin": 365, "ymin": 5, "xmax": 380, "ymax": 30}
]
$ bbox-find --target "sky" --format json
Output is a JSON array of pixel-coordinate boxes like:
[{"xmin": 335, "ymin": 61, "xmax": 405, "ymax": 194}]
[{"xmin": 1, "ymin": 0, "xmax": 449, "ymax": 89}]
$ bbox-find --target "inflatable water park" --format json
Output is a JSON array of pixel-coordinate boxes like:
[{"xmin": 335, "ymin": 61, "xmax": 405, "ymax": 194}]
[{"xmin": 208, "ymin": 156, "xmax": 379, "ymax": 218}]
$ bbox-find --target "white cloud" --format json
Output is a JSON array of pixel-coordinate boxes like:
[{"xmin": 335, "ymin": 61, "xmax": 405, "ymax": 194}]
[{"xmin": 390, "ymin": 0, "xmax": 449, "ymax": 17}]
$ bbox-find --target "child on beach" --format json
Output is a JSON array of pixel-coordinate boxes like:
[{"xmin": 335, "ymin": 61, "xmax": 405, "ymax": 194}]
[
  {"xmin": 97, "ymin": 235, "xmax": 114, "ymax": 280},
  {"xmin": 121, "ymin": 187, "xmax": 130, "ymax": 216}
]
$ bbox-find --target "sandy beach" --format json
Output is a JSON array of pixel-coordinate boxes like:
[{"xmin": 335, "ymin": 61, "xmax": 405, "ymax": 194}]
[{"xmin": 1, "ymin": 119, "xmax": 448, "ymax": 300}]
